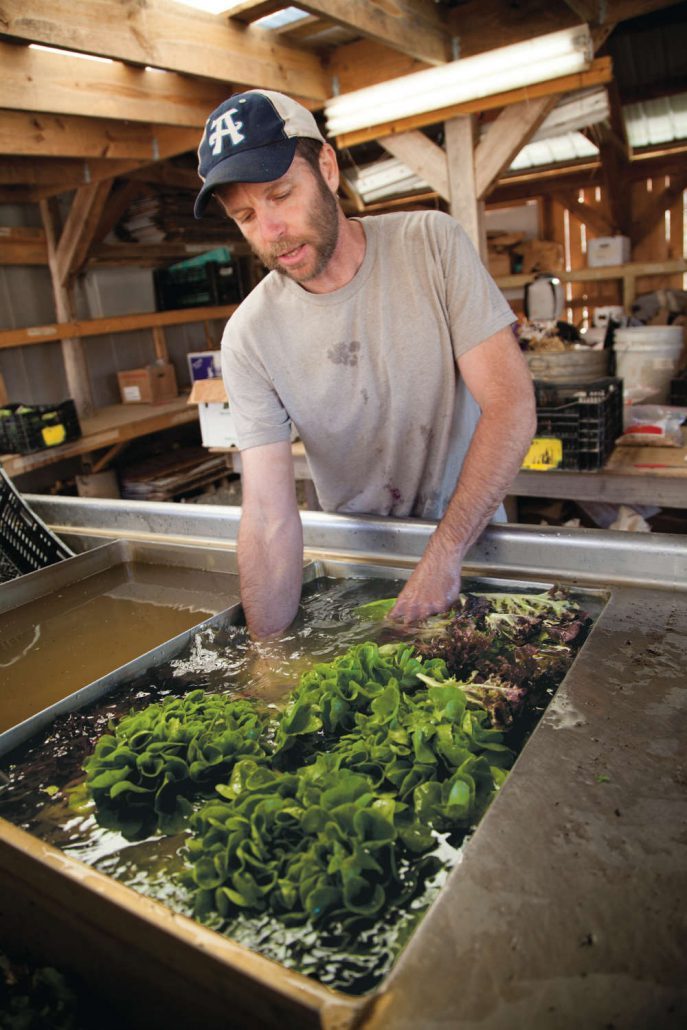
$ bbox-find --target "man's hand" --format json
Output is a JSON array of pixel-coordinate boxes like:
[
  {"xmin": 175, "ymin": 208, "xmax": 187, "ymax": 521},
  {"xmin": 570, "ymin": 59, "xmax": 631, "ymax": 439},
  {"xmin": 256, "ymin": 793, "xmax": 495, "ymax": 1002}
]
[{"xmin": 389, "ymin": 539, "xmax": 462, "ymax": 624}]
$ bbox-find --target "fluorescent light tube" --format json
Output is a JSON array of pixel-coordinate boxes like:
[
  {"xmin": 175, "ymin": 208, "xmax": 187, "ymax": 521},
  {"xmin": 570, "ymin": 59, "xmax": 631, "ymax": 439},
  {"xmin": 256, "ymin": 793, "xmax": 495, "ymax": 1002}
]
[{"xmin": 325, "ymin": 25, "xmax": 593, "ymax": 137}]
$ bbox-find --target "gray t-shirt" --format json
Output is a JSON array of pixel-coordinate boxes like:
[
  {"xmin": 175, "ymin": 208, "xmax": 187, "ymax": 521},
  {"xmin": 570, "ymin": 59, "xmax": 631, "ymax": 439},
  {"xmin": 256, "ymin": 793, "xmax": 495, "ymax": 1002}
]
[{"xmin": 221, "ymin": 210, "xmax": 514, "ymax": 519}]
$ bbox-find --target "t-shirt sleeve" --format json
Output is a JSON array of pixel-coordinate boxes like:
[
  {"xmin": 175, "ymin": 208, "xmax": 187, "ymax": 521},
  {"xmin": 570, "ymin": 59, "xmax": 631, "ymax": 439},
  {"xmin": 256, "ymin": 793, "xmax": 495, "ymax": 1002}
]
[
  {"xmin": 221, "ymin": 325, "xmax": 292, "ymax": 451},
  {"xmin": 439, "ymin": 217, "xmax": 516, "ymax": 360}
]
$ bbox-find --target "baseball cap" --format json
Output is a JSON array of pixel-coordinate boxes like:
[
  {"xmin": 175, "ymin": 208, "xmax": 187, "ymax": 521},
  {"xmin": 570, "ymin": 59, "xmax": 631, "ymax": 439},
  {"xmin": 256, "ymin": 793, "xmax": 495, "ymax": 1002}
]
[{"xmin": 194, "ymin": 89, "xmax": 326, "ymax": 218}]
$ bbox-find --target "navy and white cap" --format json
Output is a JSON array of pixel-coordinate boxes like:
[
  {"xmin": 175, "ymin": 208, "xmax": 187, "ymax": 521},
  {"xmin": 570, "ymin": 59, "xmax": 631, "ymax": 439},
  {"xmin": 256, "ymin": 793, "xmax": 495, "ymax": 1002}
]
[{"xmin": 194, "ymin": 89, "xmax": 326, "ymax": 218}]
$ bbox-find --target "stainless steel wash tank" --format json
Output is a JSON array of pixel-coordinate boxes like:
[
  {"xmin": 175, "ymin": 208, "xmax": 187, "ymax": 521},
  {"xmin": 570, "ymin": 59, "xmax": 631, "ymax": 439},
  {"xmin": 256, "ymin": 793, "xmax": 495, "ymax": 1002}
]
[{"xmin": 0, "ymin": 495, "xmax": 684, "ymax": 1030}]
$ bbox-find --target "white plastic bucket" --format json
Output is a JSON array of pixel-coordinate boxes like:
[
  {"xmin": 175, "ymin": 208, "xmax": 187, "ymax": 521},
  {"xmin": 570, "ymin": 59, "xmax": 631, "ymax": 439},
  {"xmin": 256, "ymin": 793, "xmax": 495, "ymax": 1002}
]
[{"xmin": 613, "ymin": 326, "xmax": 685, "ymax": 403}]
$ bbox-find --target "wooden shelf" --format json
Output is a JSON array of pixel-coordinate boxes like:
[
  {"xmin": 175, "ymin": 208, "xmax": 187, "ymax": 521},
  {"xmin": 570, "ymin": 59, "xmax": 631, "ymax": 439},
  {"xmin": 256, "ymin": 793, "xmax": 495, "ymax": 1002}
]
[
  {"xmin": 495, "ymin": 258, "xmax": 687, "ymax": 308},
  {"xmin": 0, "ymin": 304, "xmax": 238, "ymax": 351},
  {"xmin": 1, "ymin": 395, "xmax": 197, "ymax": 477}
]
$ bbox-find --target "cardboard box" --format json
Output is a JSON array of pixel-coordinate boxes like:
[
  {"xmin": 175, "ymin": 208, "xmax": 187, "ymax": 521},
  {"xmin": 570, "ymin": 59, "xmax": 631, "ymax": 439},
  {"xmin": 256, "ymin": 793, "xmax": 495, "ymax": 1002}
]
[
  {"xmin": 117, "ymin": 363, "xmax": 178, "ymax": 405},
  {"xmin": 187, "ymin": 350, "xmax": 222, "ymax": 383},
  {"xmin": 587, "ymin": 236, "xmax": 631, "ymax": 267},
  {"xmin": 487, "ymin": 250, "xmax": 511, "ymax": 277},
  {"xmin": 516, "ymin": 239, "xmax": 564, "ymax": 274},
  {"xmin": 188, "ymin": 378, "xmax": 239, "ymax": 449}
]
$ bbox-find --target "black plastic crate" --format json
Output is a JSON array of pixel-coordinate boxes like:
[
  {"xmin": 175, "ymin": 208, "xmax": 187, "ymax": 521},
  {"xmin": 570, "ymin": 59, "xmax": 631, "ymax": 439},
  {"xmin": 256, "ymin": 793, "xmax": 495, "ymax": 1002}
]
[
  {"xmin": 0, "ymin": 400, "xmax": 81, "ymax": 455},
  {"xmin": 533, "ymin": 376, "xmax": 623, "ymax": 471},
  {"xmin": 154, "ymin": 260, "xmax": 243, "ymax": 311},
  {"xmin": 669, "ymin": 369, "xmax": 687, "ymax": 406},
  {"xmin": 0, "ymin": 468, "xmax": 73, "ymax": 582}
]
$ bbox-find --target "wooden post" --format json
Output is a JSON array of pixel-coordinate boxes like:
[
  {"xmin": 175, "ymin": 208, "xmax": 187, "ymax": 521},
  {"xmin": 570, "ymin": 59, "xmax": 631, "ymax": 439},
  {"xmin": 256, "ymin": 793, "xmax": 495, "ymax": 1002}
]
[
  {"xmin": 152, "ymin": 325, "xmax": 169, "ymax": 362},
  {"xmin": 445, "ymin": 115, "xmax": 484, "ymax": 257},
  {"xmin": 40, "ymin": 199, "xmax": 95, "ymax": 418}
]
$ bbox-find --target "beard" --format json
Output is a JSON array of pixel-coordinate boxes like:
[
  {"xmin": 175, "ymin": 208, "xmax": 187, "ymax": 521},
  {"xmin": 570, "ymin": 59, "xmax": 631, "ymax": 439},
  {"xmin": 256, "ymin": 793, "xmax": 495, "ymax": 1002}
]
[{"xmin": 254, "ymin": 177, "xmax": 340, "ymax": 283}]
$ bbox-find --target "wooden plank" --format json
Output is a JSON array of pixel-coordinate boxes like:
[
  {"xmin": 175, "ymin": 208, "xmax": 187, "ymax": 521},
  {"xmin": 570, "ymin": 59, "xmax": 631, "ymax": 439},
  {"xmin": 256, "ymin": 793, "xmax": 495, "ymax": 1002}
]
[
  {"xmin": 445, "ymin": 116, "xmax": 481, "ymax": 252},
  {"xmin": 282, "ymin": 0, "xmax": 452, "ymax": 66},
  {"xmin": 333, "ymin": 57, "xmax": 614, "ymax": 148},
  {"xmin": 0, "ymin": 0, "xmax": 329, "ymax": 101},
  {"xmin": 474, "ymin": 96, "xmax": 558, "ymax": 199},
  {"xmin": 0, "ymin": 305, "xmax": 239, "ymax": 351},
  {"xmin": 0, "ymin": 111, "xmax": 197, "ymax": 160},
  {"xmin": 0, "ymin": 43, "xmax": 231, "ymax": 128},
  {"xmin": 379, "ymin": 131, "xmax": 449, "ymax": 200}
]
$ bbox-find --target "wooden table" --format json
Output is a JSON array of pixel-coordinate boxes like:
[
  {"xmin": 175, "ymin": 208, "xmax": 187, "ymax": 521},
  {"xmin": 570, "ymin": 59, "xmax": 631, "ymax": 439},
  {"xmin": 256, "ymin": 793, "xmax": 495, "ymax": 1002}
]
[{"xmin": 1, "ymin": 395, "xmax": 197, "ymax": 478}]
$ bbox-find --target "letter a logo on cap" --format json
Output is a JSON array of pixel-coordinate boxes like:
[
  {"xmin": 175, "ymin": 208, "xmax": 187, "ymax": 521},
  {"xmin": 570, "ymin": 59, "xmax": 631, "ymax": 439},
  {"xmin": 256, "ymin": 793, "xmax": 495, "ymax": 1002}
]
[{"xmin": 208, "ymin": 109, "xmax": 245, "ymax": 155}]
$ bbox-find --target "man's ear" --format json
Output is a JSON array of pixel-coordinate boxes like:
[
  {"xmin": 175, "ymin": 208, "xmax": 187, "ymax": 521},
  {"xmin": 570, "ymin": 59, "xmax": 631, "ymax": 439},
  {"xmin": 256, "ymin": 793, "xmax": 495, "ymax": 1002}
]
[{"xmin": 319, "ymin": 143, "xmax": 340, "ymax": 195}]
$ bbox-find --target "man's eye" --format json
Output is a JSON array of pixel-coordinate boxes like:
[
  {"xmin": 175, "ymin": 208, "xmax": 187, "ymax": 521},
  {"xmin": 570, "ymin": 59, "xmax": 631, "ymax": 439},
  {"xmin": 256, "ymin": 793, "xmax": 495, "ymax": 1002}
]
[{"xmin": 274, "ymin": 192, "xmax": 290, "ymax": 202}]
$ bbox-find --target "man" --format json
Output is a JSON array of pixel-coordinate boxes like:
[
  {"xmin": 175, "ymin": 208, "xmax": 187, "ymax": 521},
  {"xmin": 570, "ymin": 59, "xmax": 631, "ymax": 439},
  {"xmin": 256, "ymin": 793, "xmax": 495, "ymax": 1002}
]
[{"xmin": 194, "ymin": 89, "xmax": 536, "ymax": 639}]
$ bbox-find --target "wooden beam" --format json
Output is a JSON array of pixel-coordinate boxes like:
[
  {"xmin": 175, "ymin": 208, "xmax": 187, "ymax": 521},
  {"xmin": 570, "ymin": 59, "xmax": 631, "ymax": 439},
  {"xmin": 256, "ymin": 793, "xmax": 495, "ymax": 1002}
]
[
  {"xmin": 552, "ymin": 190, "xmax": 613, "ymax": 235},
  {"xmin": 0, "ymin": 111, "xmax": 198, "ymax": 161},
  {"xmin": 631, "ymin": 172, "xmax": 687, "ymax": 245},
  {"xmin": 229, "ymin": 1, "xmax": 286, "ymax": 23},
  {"xmin": 0, "ymin": 43, "xmax": 231, "ymax": 128},
  {"xmin": 55, "ymin": 180, "xmax": 114, "ymax": 286},
  {"xmin": 474, "ymin": 96, "xmax": 559, "ymax": 199},
  {"xmin": 0, "ymin": 157, "xmax": 146, "ymax": 187},
  {"xmin": 0, "ymin": 305, "xmax": 239, "ymax": 351},
  {"xmin": 0, "ymin": 227, "xmax": 48, "ymax": 265},
  {"xmin": 379, "ymin": 132, "xmax": 450, "ymax": 200},
  {"xmin": 0, "ymin": 0, "xmax": 329, "ymax": 101},
  {"xmin": 562, "ymin": 1, "xmax": 599, "ymax": 21},
  {"xmin": 446, "ymin": 116, "xmax": 482, "ymax": 253},
  {"xmin": 279, "ymin": 0, "xmax": 452, "ymax": 66},
  {"xmin": 125, "ymin": 167, "xmax": 201, "ymax": 191},
  {"xmin": 333, "ymin": 57, "xmax": 614, "ymax": 148}
]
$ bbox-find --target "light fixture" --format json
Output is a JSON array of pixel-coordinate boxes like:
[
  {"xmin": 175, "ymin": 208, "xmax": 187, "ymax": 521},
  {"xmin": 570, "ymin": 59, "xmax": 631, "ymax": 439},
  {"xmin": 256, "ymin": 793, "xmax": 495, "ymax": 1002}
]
[{"xmin": 325, "ymin": 25, "xmax": 593, "ymax": 138}]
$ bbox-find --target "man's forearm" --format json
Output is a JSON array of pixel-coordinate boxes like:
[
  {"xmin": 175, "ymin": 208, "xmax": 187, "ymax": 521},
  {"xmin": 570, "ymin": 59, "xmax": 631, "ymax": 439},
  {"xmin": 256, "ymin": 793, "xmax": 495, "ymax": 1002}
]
[
  {"xmin": 237, "ymin": 507, "xmax": 303, "ymax": 638},
  {"xmin": 392, "ymin": 387, "xmax": 535, "ymax": 622},
  {"xmin": 430, "ymin": 396, "xmax": 536, "ymax": 562}
]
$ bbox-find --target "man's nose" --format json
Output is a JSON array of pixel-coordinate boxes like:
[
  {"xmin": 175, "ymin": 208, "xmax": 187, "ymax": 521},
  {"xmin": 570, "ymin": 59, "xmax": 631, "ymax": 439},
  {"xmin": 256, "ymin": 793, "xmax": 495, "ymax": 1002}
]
[{"xmin": 258, "ymin": 209, "xmax": 286, "ymax": 241}]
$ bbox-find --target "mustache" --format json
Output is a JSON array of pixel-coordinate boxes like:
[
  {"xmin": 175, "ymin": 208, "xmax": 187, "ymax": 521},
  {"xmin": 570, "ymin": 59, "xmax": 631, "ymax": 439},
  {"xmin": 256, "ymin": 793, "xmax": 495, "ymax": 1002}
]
[{"xmin": 268, "ymin": 239, "xmax": 305, "ymax": 259}]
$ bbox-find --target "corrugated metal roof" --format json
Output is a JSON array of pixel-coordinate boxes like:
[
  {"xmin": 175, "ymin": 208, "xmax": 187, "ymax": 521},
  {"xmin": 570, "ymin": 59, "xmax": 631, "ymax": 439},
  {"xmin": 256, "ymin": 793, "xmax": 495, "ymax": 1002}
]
[
  {"xmin": 624, "ymin": 91, "xmax": 687, "ymax": 148},
  {"xmin": 509, "ymin": 131, "xmax": 599, "ymax": 171}
]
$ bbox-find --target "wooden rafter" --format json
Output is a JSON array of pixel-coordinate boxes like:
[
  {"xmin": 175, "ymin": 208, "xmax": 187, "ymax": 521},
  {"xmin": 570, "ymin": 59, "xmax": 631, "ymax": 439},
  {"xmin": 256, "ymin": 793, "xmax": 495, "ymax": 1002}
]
[
  {"xmin": 0, "ymin": 0, "xmax": 329, "ymax": 101},
  {"xmin": 552, "ymin": 190, "xmax": 614, "ymax": 235},
  {"xmin": 276, "ymin": 0, "xmax": 452, "ymax": 66}
]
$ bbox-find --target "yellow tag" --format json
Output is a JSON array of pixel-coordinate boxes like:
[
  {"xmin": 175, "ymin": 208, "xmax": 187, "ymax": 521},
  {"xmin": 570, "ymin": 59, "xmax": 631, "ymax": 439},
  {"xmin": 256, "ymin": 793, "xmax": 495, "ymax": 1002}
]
[
  {"xmin": 42, "ymin": 423, "xmax": 66, "ymax": 446},
  {"xmin": 522, "ymin": 437, "xmax": 563, "ymax": 471}
]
